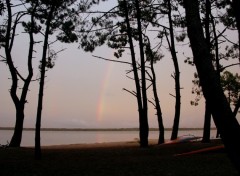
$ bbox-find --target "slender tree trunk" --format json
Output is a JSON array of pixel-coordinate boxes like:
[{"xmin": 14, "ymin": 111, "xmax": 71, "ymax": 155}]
[
  {"xmin": 123, "ymin": 0, "xmax": 148, "ymax": 147},
  {"xmin": 35, "ymin": 5, "xmax": 55, "ymax": 159},
  {"xmin": 201, "ymin": 0, "xmax": 212, "ymax": 143},
  {"xmin": 146, "ymin": 37, "xmax": 165, "ymax": 144},
  {"xmin": 184, "ymin": 0, "xmax": 240, "ymax": 171},
  {"xmin": 209, "ymin": 1, "xmax": 223, "ymax": 139},
  {"xmin": 166, "ymin": 0, "xmax": 181, "ymax": 140},
  {"xmin": 150, "ymin": 60, "xmax": 165, "ymax": 144},
  {"xmin": 135, "ymin": 0, "xmax": 149, "ymax": 147},
  {"xmin": 202, "ymin": 101, "xmax": 211, "ymax": 143}
]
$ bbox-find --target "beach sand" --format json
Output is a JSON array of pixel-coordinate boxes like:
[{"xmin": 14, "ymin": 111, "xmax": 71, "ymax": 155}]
[{"xmin": 0, "ymin": 139, "xmax": 239, "ymax": 176}]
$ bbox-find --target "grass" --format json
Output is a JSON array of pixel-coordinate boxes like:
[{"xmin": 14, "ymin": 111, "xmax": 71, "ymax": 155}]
[{"xmin": 0, "ymin": 139, "xmax": 239, "ymax": 176}]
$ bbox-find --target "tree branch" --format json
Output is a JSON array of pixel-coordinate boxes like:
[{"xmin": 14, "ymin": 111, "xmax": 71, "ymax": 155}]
[
  {"xmin": 92, "ymin": 55, "xmax": 131, "ymax": 65},
  {"xmin": 123, "ymin": 88, "xmax": 137, "ymax": 97}
]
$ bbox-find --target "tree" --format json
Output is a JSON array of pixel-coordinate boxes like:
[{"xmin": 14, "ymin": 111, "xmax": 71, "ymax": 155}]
[
  {"xmin": 146, "ymin": 0, "xmax": 183, "ymax": 140},
  {"xmin": 27, "ymin": 0, "xmax": 79, "ymax": 159},
  {"xmin": 184, "ymin": 0, "xmax": 240, "ymax": 171},
  {"xmin": 221, "ymin": 71, "xmax": 240, "ymax": 115},
  {"xmin": 80, "ymin": 0, "xmax": 155, "ymax": 147},
  {"xmin": 145, "ymin": 39, "xmax": 165, "ymax": 144},
  {"xmin": 186, "ymin": 0, "xmax": 239, "ymax": 142},
  {"xmin": 165, "ymin": 0, "xmax": 181, "ymax": 140},
  {"xmin": 1, "ymin": 0, "xmax": 37, "ymax": 147}
]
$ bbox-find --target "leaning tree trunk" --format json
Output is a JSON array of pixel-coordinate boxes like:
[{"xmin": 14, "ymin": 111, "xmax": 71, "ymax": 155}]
[
  {"xmin": 151, "ymin": 61, "xmax": 165, "ymax": 144},
  {"xmin": 184, "ymin": 0, "xmax": 240, "ymax": 172}
]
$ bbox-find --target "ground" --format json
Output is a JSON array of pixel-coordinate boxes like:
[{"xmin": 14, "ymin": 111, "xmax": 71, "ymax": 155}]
[{"xmin": 0, "ymin": 139, "xmax": 239, "ymax": 176}]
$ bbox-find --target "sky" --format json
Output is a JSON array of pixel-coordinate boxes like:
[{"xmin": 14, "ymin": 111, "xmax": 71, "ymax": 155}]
[{"xmin": 0, "ymin": 1, "xmax": 239, "ymax": 129}]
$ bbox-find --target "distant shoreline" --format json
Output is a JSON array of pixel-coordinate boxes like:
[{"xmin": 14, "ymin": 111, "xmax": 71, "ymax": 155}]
[{"xmin": 0, "ymin": 127, "xmax": 216, "ymax": 131}]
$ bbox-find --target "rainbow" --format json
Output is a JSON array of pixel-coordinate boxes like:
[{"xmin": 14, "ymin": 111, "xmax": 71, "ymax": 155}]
[{"xmin": 96, "ymin": 62, "xmax": 114, "ymax": 122}]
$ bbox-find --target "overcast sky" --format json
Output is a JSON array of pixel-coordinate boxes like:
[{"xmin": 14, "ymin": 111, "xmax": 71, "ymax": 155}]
[{"xmin": 0, "ymin": 1, "xmax": 239, "ymax": 129}]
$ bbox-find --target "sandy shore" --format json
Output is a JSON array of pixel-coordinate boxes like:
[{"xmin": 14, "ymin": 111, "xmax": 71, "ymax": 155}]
[{"xmin": 1, "ymin": 139, "xmax": 239, "ymax": 176}]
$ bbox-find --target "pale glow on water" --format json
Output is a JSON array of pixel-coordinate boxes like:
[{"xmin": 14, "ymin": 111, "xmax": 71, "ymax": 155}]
[{"xmin": 0, "ymin": 129, "xmax": 217, "ymax": 147}]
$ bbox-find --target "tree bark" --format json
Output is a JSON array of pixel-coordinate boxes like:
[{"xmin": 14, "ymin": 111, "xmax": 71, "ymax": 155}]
[{"xmin": 184, "ymin": 0, "xmax": 240, "ymax": 171}]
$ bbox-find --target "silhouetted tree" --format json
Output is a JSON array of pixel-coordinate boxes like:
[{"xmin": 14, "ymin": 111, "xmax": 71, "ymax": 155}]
[
  {"xmin": 145, "ymin": 0, "xmax": 183, "ymax": 140},
  {"xmin": 221, "ymin": 71, "xmax": 240, "ymax": 115},
  {"xmin": 186, "ymin": 0, "xmax": 239, "ymax": 142},
  {"xmin": 80, "ymin": 0, "xmax": 157, "ymax": 147},
  {"xmin": 23, "ymin": 0, "xmax": 79, "ymax": 159},
  {"xmin": 165, "ymin": 0, "xmax": 181, "ymax": 140},
  {"xmin": 145, "ymin": 39, "xmax": 165, "ymax": 144},
  {"xmin": 184, "ymin": 0, "xmax": 240, "ymax": 171},
  {"xmin": 1, "ymin": 0, "xmax": 37, "ymax": 147}
]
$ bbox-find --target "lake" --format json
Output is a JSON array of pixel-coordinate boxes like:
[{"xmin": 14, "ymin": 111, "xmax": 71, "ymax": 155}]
[{"xmin": 0, "ymin": 129, "xmax": 217, "ymax": 146}]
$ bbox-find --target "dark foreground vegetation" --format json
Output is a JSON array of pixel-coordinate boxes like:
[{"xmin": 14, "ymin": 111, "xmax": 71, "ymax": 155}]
[{"xmin": 0, "ymin": 139, "xmax": 238, "ymax": 176}]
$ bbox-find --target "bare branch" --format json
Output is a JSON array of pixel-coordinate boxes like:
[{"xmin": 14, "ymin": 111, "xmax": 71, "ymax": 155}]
[
  {"xmin": 123, "ymin": 88, "xmax": 137, "ymax": 97},
  {"xmin": 148, "ymin": 99, "xmax": 156, "ymax": 107},
  {"xmin": 92, "ymin": 55, "xmax": 131, "ymax": 65},
  {"xmin": 146, "ymin": 82, "xmax": 153, "ymax": 90},
  {"xmin": 15, "ymin": 67, "xmax": 25, "ymax": 81},
  {"xmin": 221, "ymin": 63, "xmax": 240, "ymax": 71},
  {"xmin": 126, "ymin": 75, "xmax": 135, "ymax": 81}
]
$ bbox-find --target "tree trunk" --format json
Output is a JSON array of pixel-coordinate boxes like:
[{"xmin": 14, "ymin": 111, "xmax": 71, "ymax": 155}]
[
  {"xmin": 135, "ymin": 0, "xmax": 149, "ymax": 147},
  {"xmin": 9, "ymin": 107, "xmax": 24, "ymax": 147},
  {"xmin": 35, "ymin": 5, "xmax": 55, "ymax": 160},
  {"xmin": 202, "ymin": 101, "xmax": 211, "ymax": 143},
  {"xmin": 147, "ymin": 39, "xmax": 165, "ymax": 144},
  {"xmin": 166, "ymin": 0, "xmax": 181, "ymax": 140},
  {"xmin": 184, "ymin": 0, "xmax": 240, "ymax": 172},
  {"xmin": 151, "ymin": 63, "xmax": 165, "ymax": 145},
  {"xmin": 201, "ymin": 0, "xmax": 212, "ymax": 144},
  {"xmin": 122, "ymin": 0, "xmax": 148, "ymax": 147}
]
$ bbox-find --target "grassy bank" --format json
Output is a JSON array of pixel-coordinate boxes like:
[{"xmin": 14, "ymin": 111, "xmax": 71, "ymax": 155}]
[{"xmin": 0, "ymin": 139, "xmax": 238, "ymax": 176}]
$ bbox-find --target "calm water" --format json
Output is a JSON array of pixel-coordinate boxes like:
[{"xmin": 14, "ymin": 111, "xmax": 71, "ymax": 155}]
[{"xmin": 0, "ymin": 129, "xmax": 217, "ymax": 146}]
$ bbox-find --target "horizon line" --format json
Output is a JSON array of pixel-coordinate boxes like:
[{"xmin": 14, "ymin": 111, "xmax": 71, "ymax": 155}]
[{"xmin": 0, "ymin": 127, "xmax": 217, "ymax": 131}]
